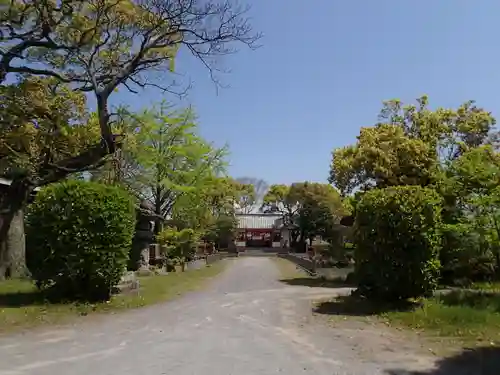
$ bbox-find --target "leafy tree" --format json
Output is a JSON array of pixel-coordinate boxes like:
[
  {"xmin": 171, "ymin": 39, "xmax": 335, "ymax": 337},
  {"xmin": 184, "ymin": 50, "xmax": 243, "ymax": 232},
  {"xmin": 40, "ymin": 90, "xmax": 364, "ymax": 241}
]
[
  {"xmin": 329, "ymin": 96, "xmax": 496, "ymax": 195},
  {"xmin": 204, "ymin": 214, "xmax": 238, "ymax": 249},
  {"xmin": 172, "ymin": 176, "xmax": 242, "ymax": 248},
  {"xmin": 0, "ymin": 78, "xmax": 101, "ymax": 278},
  {"xmin": 0, "ymin": 0, "xmax": 259, "ymax": 278},
  {"xmin": 157, "ymin": 227, "xmax": 199, "ymax": 271},
  {"xmin": 439, "ymin": 146, "xmax": 500, "ymax": 283},
  {"xmin": 296, "ymin": 183, "xmax": 345, "ymax": 245},
  {"xmin": 262, "ymin": 182, "xmax": 344, "ymax": 249},
  {"xmin": 93, "ymin": 104, "xmax": 228, "ymax": 233},
  {"xmin": 328, "ymin": 95, "xmax": 500, "ymax": 288}
]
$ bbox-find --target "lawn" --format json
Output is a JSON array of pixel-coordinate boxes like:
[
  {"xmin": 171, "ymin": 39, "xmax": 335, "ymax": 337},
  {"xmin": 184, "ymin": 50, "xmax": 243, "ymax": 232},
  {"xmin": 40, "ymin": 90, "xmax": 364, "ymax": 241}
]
[
  {"xmin": 381, "ymin": 289, "xmax": 500, "ymax": 349},
  {"xmin": 315, "ymin": 287, "xmax": 500, "ymax": 353},
  {"xmin": 271, "ymin": 256, "xmax": 308, "ymax": 280},
  {"xmin": 0, "ymin": 261, "xmax": 226, "ymax": 334}
]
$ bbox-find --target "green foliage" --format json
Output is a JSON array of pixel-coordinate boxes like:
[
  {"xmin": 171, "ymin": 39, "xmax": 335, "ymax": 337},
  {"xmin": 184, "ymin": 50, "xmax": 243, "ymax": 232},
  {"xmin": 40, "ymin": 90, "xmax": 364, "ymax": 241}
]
[
  {"xmin": 329, "ymin": 96, "xmax": 496, "ymax": 195},
  {"xmin": 157, "ymin": 227, "xmax": 199, "ymax": 268},
  {"xmin": 296, "ymin": 182, "xmax": 345, "ymax": 242},
  {"xmin": 440, "ymin": 222, "xmax": 496, "ymax": 286},
  {"xmin": 262, "ymin": 182, "xmax": 347, "ymax": 250},
  {"xmin": 204, "ymin": 215, "xmax": 238, "ymax": 247},
  {"xmin": 98, "ymin": 104, "xmax": 228, "ymax": 220},
  {"xmin": 25, "ymin": 180, "xmax": 136, "ymax": 302},
  {"xmin": 354, "ymin": 186, "xmax": 442, "ymax": 301},
  {"xmin": 439, "ymin": 146, "xmax": 500, "ymax": 283},
  {"xmin": 0, "ymin": 0, "xmax": 257, "ymax": 279},
  {"xmin": 329, "ymin": 96, "xmax": 500, "ymax": 289}
]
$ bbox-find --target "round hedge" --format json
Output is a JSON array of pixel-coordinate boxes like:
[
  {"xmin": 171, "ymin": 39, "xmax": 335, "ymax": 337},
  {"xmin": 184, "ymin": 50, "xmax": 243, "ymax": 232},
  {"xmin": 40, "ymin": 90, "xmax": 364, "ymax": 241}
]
[
  {"xmin": 26, "ymin": 180, "xmax": 136, "ymax": 301},
  {"xmin": 354, "ymin": 185, "xmax": 442, "ymax": 301}
]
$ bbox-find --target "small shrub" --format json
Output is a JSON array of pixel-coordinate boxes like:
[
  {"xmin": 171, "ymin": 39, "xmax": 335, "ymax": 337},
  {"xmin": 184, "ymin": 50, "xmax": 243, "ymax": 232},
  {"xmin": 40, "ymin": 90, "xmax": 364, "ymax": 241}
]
[
  {"xmin": 26, "ymin": 180, "xmax": 136, "ymax": 302},
  {"xmin": 157, "ymin": 227, "xmax": 198, "ymax": 271},
  {"xmin": 354, "ymin": 186, "xmax": 442, "ymax": 301},
  {"xmin": 440, "ymin": 222, "xmax": 496, "ymax": 286}
]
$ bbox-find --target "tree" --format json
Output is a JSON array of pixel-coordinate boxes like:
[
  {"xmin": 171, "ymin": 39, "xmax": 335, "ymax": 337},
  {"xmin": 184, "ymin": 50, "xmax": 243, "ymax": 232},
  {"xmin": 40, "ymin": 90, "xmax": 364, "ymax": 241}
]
[
  {"xmin": 110, "ymin": 104, "xmax": 228, "ymax": 232},
  {"xmin": 329, "ymin": 96, "xmax": 500, "ymax": 287},
  {"xmin": 439, "ymin": 146, "xmax": 500, "ymax": 282},
  {"xmin": 0, "ymin": 78, "xmax": 101, "ymax": 278},
  {"xmin": 329, "ymin": 96, "xmax": 496, "ymax": 195},
  {"xmin": 172, "ymin": 176, "xmax": 241, "ymax": 248},
  {"xmin": 0, "ymin": 0, "xmax": 259, "ymax": 279},
  {"xmin": 262, "ymin": 182, "xmax": 344, "ymax": 249},
  {"xmin": 295, "ymin": 183, "xmax": 345, "ymax": 245},
  {"xmin": 235, "ymin": 182, "xmax": 256, "ymax": 214},
  {"xmin": 157, "ymin": 227, "xmax": 198, "ymax": 271}
]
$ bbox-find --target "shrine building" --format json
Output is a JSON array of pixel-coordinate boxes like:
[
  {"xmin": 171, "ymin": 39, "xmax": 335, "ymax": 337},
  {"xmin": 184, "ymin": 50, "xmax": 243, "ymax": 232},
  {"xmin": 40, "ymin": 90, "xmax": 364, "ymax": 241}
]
[{"xmin": 234, "ymin": 213, "xmax": 288, "ymax": 250}]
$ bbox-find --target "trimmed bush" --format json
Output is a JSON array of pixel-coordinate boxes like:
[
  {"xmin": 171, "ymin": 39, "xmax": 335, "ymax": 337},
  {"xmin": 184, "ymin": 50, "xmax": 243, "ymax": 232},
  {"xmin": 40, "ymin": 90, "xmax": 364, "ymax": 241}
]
[
  {"xmin": 354, "ymin": 186, "xmax": 442, "ymax": 301},
  {"xmin": 26, "ymin": 180, "xmax": 136, "ymax": 302}
]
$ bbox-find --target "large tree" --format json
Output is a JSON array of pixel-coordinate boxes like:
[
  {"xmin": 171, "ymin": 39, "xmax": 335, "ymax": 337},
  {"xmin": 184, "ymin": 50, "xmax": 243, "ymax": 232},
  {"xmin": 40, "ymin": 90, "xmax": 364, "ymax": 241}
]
[
  {"xmin": 0, "ymin": 0, "xmax": 258, "ymax": 278},
  {"xmin": 294, "ymin": 183, "xmax": 345, "ymax": 246},
  {"xmin": 262, "ymin": 182, "xmax": 344, "ymax": 248},
  {"xmin": 329, "ymin": 96, "xmax": 496, "ymax": 195},
  {"xmin": 171, "ymin": 176, "xmax": 242, "ymax": 247},
  {"xmin": 107, "ymin": 104, "xmax": 227, "ymax": 230}
]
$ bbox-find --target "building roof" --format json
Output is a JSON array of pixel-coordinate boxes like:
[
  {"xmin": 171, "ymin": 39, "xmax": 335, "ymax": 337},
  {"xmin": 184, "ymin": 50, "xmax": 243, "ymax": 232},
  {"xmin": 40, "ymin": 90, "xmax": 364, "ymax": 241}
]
[{"xmin": 236, "ymin": 213, "xmax": 282, "ymax": 229}]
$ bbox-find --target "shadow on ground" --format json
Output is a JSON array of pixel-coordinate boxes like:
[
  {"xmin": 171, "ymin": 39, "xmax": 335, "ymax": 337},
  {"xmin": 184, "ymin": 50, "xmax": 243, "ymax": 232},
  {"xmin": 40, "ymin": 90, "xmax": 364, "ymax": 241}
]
[
  {"xmin": 313, "ymin": 295, "xmax": 418, "ymax": 316},
  {"xmin": 386, "ymin": 346, "xmax": 500, "ymax": 375},
  {"xmin": 279, "ymin": 275, "xmax": 356, "ymax": 288},
  {"xmin": 0, "ymin": 290, "xmax": 46, "ymax": 307}
]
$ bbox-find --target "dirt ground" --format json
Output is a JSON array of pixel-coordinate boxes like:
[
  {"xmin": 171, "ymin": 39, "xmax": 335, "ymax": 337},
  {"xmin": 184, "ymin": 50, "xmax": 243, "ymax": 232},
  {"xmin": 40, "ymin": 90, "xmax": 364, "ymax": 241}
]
[{"xmin": 0, "ymin": 257, "xmax": 496, "ymax": 375}]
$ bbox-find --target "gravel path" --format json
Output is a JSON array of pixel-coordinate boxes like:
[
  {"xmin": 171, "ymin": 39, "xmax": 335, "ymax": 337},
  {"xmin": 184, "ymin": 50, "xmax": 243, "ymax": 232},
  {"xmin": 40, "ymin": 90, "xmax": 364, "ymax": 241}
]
[{"xmin": 0, "ymin": 257, "xmax": 441, "ymax": 375}]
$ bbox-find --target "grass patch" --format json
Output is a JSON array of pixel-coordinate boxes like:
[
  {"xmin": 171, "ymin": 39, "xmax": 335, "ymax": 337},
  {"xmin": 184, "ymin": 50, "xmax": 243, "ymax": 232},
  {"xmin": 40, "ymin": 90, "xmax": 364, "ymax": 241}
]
[
  {"xmin": 0, "ymin": 262, "xmax": 225, "ymax": 334},
  {"xmin": 271, "ymin": 256, "xmax": 309, "ymax": 280},
  {"xmin": 469, "ymin": 281, "xmax": 500, "ymax": 292},
  {"xmin": 381, "ymin": 290, "xmax": 500, "ymax": 348},
  {"xmin": 316, "ymin": 289, "xmax": 500, "ymax": 350}
]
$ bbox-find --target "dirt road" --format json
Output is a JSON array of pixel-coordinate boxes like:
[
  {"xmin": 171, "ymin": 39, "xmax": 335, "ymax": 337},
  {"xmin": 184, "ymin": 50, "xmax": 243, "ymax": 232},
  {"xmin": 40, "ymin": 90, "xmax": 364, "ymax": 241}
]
[{"xmin": 0, "ymin": 257, "xmax": 442, "ymax": 375}]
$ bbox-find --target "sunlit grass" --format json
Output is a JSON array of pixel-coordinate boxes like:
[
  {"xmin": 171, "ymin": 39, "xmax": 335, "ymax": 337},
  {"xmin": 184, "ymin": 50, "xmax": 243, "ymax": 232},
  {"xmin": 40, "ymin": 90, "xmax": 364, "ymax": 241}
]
[{"xmin": 0, "ymin": 262, "xmax": 225, "ymax": 334}]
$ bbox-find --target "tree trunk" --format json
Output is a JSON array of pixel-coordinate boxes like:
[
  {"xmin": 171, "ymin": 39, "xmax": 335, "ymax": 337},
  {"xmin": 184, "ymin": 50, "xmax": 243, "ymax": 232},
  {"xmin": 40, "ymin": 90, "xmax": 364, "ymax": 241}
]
[{"xmin": 0, "ymin": 180, "xmax": 32, "ymax": 280}]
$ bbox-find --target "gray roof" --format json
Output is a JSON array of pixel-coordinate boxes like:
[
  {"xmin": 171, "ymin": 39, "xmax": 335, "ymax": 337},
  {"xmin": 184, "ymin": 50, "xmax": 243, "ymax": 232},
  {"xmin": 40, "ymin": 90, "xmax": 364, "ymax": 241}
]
[{"xmin": 236, "ymin": 214, "xmax": 282, "ymax": 229}]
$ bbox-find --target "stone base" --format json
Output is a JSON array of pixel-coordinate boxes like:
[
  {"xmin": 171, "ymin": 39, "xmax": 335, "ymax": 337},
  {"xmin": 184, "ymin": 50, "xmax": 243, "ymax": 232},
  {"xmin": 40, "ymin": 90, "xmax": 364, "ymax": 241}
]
[{"xmin": 117, "ymin": 271, "xmax": 140, "ymax": 292}]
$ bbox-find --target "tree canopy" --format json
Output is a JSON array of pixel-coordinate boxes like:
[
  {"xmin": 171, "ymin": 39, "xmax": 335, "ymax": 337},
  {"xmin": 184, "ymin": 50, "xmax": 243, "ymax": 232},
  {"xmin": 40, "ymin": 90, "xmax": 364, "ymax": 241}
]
[{"xmin": 329, "ymin": 96, "xmax": 497, "ymax": 195}]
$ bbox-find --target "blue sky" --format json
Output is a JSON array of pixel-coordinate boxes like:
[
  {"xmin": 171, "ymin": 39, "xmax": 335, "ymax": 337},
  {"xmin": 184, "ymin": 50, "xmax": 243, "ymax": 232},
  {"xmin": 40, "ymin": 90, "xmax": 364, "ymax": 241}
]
[{"xmin": 111, "ymin": 0, "xmax": 500, "ymax": 186}]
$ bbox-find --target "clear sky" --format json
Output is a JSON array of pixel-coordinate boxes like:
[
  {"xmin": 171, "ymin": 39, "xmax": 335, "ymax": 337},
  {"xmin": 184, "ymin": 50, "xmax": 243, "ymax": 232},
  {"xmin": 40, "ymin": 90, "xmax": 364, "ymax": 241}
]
[{"xmin": 111, "ymin": 0, "xmax": 500, "ymax": 186}]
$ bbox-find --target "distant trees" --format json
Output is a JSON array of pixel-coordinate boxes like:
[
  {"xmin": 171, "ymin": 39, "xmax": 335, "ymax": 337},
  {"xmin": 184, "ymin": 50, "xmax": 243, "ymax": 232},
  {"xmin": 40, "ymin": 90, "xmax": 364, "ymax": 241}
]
[{"xmin": 262, "ymin": 182, "xmax": 346, "ymax": 249}]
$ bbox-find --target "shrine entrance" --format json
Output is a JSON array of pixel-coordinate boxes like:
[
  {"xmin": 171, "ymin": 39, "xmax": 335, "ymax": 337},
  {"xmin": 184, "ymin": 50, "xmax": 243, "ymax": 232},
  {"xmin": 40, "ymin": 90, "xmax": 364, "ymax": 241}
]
[
  {"xmin": 234, "ymin": 213, "xmax": 283, "ymax": 250},
  {"xmin": 236, "ymin": 229, "xmax": 282, "ymax": 248}
]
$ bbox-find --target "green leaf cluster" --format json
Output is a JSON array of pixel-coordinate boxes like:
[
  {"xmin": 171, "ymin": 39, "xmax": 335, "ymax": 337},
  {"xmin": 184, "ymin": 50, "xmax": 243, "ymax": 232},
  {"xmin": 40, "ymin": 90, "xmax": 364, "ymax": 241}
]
[
  {"xmin": 354, "ymin": 186, "xmax": 442, "ymax": 301},
  {"xmin": 25, "ymin": 180, "xmax": 136, "ymax": 302}
]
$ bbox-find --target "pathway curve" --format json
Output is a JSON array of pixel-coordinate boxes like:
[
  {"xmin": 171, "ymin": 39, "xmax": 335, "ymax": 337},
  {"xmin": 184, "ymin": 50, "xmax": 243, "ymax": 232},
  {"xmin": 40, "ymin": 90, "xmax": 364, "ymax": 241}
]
[{"xmin": 0, "ymin": 257, "xmax": 439, "ymax": 375}]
